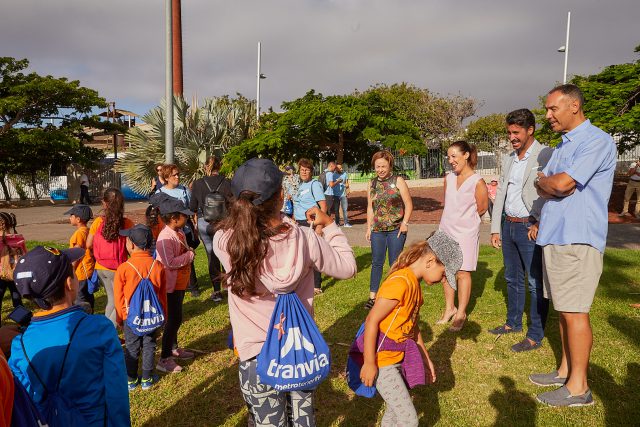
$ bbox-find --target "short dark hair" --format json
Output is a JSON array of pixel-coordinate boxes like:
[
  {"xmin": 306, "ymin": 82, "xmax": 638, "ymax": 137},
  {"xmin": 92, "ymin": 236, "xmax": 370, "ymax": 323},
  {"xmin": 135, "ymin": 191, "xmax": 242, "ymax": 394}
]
[
  {"xmin": 549, "ymin": 84, "xmax": 584, "ymax": 108},
  {"xmin": 506, "ymin": 109, "xmax": 535, "ymax": 130}
]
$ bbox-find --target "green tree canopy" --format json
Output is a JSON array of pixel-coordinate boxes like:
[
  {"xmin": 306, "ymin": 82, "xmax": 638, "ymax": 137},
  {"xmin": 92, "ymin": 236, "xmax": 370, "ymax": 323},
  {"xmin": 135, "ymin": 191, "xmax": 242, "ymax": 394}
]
[
  {"xmin": 465, "ymin": 113, "xmax": 507, "ymax": 152},
  {"xmin": 0, "ymin": 57, "xmax": 106, "ymax": 200},
  {"xmin": 363, "ymin": 83, "xmax": 477, "ymax": 146},
  {"xmin": 222, "ymin": 90, "xmax": 423, "ymax": 173}
]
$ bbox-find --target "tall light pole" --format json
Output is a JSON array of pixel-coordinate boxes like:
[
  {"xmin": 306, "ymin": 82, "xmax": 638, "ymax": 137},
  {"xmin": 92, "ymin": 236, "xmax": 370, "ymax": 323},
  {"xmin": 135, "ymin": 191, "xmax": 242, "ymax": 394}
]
[
  {"xmin": 557, "ymin": 11, "xmax": 571, "ymax": 84},
  {"xmin": 165, "ymin": 0, "xmax": 174, "ymax": 163},
  {"xmin": 256, "ymin": 42, "xmax": 266, "ymax": 121}
]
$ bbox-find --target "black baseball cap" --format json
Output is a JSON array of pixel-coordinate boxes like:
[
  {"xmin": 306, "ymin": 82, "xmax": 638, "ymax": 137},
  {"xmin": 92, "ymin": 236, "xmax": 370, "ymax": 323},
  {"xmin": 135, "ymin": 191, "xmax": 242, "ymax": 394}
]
[
  {"xmin": 119, "ymin": 224, "xmax": 153, "ymax": 249},
  {"xmin": 64, "ymin": 204, "xmax": 93, "ymax": 222},
  {"xmin": 231, "ymin": 158, "xmax": 283, "ymax": 206},
  {"xmin": 13, "ymin": 246, "xmax": 85, "ymax": 309},
  {"xmin": 157, "ymin": 197, "xmax": 194, "ymax": 216}
]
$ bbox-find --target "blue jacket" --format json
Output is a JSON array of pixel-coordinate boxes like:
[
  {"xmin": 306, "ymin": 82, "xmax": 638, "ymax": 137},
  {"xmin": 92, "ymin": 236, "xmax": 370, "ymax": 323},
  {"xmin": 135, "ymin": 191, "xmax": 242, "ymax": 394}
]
[{"xmin": 9, "ymin": 306, "xmax": 130, "ymax": 427}]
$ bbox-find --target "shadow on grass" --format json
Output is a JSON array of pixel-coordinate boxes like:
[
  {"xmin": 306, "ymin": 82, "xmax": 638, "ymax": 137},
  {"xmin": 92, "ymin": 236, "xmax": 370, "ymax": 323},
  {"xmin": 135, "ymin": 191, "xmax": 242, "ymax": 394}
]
[
  {"xmin": 468, "ymin": 261, "xmax": 492, "ymax": 315},
  {"xmin": 590, "ymin": 362, "xmax": 640, "ymax": 424},
  {"xmin": 599, "ymin": 251, "xmax": 639, "ymax": 301},
  {"xmin": 488, "ymin": 376, "xmax": 537, "ymax": 427},
  {"xmin": 607, "ymin": 314, "xmax": 640, "ymax": 349}
]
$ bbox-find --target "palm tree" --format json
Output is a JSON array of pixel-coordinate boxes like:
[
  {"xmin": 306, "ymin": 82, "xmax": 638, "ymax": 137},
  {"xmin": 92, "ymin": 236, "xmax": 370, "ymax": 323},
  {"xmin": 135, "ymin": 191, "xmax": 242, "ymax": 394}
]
[{"xmin": 115, "ymin": 95, "xmax": 257, "ymax": 194}]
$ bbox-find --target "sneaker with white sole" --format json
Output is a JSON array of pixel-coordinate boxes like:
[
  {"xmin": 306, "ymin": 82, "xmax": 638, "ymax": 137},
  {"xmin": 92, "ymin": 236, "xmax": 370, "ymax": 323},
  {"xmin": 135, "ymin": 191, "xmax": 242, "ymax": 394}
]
[
  {"xmin": 529, "ymin": 370, "xmax": 567, "ymax": 387},
  {"xmin": 343, "ymin": 223, "xmax": 353, "ymax": 228},
  {"xmin": 141, "ymin": 374, "xmax": 160, "ymax": 390},
  {"xmin": 536, "ymin": 385, "xmax": 594, "ymax": 407},
  {"xmin": 127, "ymin": 377, "xmax": 140, "ymax": 392},
  {"xmin": 156, "ymin": 357, "xmax": 183, "ymax": 373},
  {"xmin": 172, "ymin": 348, "xmax": 194, "ymax": 360}
]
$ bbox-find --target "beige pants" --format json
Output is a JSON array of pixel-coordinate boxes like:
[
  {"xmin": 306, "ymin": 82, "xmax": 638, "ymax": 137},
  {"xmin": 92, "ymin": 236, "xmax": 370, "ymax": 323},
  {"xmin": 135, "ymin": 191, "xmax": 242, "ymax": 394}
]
[{"xmin": 622, "ymin": 180, "xmax": 640, "ymax": 215}]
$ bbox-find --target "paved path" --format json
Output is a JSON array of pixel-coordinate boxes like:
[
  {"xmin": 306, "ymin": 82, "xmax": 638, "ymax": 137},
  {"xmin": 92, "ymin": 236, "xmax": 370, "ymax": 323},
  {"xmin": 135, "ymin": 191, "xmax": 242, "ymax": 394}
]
[{"xmin": 4, "ymin": 202, "xmax": 639, "ymax": 249}]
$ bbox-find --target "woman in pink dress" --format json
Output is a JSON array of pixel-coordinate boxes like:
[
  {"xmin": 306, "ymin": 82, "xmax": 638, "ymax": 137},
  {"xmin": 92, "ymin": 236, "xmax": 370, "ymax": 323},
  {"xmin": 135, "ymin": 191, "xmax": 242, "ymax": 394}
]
[{"xmin": 438, "ymin": 141, "xmax": 488, "ymax": 331}]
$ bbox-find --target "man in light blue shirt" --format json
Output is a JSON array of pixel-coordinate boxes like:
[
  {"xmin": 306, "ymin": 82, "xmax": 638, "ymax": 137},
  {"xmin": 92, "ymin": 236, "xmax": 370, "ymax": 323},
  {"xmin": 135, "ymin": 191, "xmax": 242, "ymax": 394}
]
[
  {"xmin": 488, "ymin": 109, "xmax": 552, "ymax": 353},
  {"xmin": 531, "ymin": 84, "xmax": 617, "ymax": 408},
  {"xmin": 333, "ymin": 163, "xmax": 351, "ymax": 227},
  {"xmin": 322, "ymin": 162, "xmax": 337, "ymax": 220}
]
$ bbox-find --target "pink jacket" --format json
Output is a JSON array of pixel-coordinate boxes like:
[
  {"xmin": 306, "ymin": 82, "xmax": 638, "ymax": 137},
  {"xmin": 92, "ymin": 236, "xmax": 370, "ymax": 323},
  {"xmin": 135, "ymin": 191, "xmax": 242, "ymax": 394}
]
[
  {"xmin": 156, "ymin": 226, "xmax": 195, "ymax": 293},
  {"xmin": 213, "ymin": 217, "xmax": 357, "ymax": 361}
]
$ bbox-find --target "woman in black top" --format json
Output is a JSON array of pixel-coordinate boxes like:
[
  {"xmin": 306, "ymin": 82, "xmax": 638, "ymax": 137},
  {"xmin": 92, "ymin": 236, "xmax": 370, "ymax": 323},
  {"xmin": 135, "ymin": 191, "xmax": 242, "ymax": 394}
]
[{"xmin": 189, "ymin": 156, "xmax": 232, "ymax": 302}]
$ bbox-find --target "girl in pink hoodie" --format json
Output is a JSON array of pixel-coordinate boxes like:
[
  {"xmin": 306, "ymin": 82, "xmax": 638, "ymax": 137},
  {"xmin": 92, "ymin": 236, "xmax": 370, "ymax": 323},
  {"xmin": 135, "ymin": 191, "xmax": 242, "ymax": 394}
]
[{"xmin": 213, "ymin": 158, "xmax": 356, "ymax": 427}]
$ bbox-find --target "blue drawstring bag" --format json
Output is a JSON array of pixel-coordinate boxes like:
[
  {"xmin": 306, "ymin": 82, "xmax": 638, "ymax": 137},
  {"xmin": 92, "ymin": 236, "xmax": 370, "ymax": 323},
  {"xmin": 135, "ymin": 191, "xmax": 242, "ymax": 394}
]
[
  {"xmin": 87, "ymin": 270, "xmax": 100, "ymax": 294},
  {"xmin": 283, "ymin": 199, "xmax": 294, "ymax": 215},
  {"xmin": 125, "ymin": 261, "xmax": 165, "ymax": 336},
  {"xmin": 346, "ymin": 323, "xmax": 377, "ymax": 398},
  {"xmin": 256, "ymin": 292, "xmax": 331, "ymax": 391}
]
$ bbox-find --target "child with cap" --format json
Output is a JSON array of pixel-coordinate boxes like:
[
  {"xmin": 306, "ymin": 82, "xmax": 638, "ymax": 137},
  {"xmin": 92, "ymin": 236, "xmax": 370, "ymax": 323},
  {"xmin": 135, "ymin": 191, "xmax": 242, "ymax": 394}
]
[
  {"xmin": 8, "ymin": 246, "xmax": 130, "ymax": 426},
  {"xmin": 358, "ymin": 230, "xmax": 462, "ymax": 427},
  {"xmin": 64, "ymin": 204, "xmax": 95, "ymax": 312},
  {"xmin": 154, "ymin": 197, "xmax": 195, "ymax": 373},
  {"xmin": 212, "ymin": 158, "xmax": 357, "ymax": 426},
  {"xmin": 114, "ymin": 225, "xmax": 167, "ymax": 391}
]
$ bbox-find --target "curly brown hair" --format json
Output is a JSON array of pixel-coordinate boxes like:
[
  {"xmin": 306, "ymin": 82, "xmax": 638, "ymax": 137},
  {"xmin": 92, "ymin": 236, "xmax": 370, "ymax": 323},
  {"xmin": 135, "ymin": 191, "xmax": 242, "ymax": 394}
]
[
  {"xmin": 101, "ymin": 188, "xmax": 125, "ymax": 241},
  {"xmin": 217, "ymin": 190, "xmax": 288, "ymax": 297}
]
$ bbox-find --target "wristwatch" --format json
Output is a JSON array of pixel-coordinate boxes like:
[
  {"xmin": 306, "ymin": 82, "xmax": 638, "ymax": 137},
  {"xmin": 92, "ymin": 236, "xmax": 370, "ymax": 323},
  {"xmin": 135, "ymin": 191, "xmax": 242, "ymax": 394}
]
[{"xmin": 402, "ymin": 221, "xmax": 409, "ymax": 226}]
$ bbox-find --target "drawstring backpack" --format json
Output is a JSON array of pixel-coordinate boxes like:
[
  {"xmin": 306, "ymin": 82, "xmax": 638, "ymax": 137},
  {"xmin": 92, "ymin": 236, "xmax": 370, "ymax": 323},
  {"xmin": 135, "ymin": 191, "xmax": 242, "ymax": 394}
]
[
  {"xmin": 256, "ymin": 292, "xmax": 331, "ymax": 391},
  {"xmin": 124, "ymin": 260, "xmax": 165, "ymax": 336},
  {"xmin": 346, "ymin": 306, "xmax": 401, "ymax": 398}
]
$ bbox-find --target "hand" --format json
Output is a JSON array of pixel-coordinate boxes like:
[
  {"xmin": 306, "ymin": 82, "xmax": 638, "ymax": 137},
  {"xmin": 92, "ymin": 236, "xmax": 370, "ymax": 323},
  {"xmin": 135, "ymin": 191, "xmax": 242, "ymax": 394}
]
[
  {"xmin": 397, "ymin": 222, "xmax": 408, "ymax": 238},
  {"xmin": 491, "ymin": 233, "xmax": 501, "ymax": 249},
  {"xmin": 360, "ymin": 361, "xmax": 378, "ymax": 387},
  {"xmin": 528, "ymin": 223, "xmax": 539, "ymax": 241},
  {"xmin": 424, "ymin": 357, "xmax": 436, "ymax": 384},
  {"xmin": 365, "ymin": 227, "xmax": 371, "ymax": 242},
  {"xmin": 305, "ymin": 206, "xmax": 333, "ymax": 228}
]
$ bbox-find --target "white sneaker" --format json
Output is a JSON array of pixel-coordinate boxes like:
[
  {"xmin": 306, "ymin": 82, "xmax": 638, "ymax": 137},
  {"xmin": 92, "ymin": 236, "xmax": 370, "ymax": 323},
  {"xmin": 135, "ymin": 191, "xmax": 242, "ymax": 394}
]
[
  {"xmin": 618, "ymin": 212, "xmax": 628, "ymax": 217},
  {"xmin": 343, "ymin": 223, "xmax": 353, "ymax": 228}
]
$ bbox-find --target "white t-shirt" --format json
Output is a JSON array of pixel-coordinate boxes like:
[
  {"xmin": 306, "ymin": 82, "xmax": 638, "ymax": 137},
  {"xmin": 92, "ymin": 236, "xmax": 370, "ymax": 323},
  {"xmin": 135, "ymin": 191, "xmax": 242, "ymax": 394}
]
[
  {"xmin": 80, "ymin": 174, "xmax": 90, "ymax": 186},
  {"xmin": 630, "ymin": 162, "xmax": 640, "ymax": 181}
]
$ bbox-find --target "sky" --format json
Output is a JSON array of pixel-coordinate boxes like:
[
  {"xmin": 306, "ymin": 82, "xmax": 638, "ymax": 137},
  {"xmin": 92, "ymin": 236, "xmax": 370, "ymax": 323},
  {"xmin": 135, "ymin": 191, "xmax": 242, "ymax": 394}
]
[{"xmin": 2, "ymin": 0, "xmax": 638, "ymax": 121}]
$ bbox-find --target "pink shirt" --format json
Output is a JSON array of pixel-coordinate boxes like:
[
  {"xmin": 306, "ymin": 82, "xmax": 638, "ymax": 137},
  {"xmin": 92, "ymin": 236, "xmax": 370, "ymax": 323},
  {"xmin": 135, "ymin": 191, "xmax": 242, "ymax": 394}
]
[
  {"xmin": 213, "ymin": 218, "xmax": 357, "ymax": 361},
  {"xmin": 156, "ymin": 226, "xmax": 195, "ymax": 293}
]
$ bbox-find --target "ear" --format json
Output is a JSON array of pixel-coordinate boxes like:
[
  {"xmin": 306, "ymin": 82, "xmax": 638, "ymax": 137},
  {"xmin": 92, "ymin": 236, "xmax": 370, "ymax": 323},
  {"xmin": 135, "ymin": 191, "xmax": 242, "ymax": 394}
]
[
  {"xmin": 66, "ymin": 276, "xmax": 74, "ymax": 292},
  {"xmin": 527, "ymin": 126, "xmax": 535, "ymax": 137},
  {"xmin": 570, "ymin": 98, "xmax": 580, "ymax": 114}
]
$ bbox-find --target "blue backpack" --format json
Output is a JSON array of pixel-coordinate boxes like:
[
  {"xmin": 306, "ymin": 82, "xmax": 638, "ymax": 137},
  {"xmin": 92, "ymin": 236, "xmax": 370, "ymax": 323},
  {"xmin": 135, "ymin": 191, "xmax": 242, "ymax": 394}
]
[
  {"xmin": 87, "ymin": 270, "xmax": 100, "ymax": 294},
  {"xmin": 125, "ymin": 260, "xmax": 165, "ymax": 336},
  {"xmin": 11, "ymin": 376, "xmax": 48, "ymax": 427},
  {"xmin": 19, "ymin": 317, "xmax": 90, "ymax": 427},
  {"xmin": 256, "ymin": 292, "xmax": 331, "ymax": 391}
]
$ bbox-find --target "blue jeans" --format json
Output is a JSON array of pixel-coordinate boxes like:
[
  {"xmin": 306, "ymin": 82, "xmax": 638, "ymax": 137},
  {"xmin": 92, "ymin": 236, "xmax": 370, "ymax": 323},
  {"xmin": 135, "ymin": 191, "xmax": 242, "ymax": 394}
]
[
  {"xmin": 369, "ymin": 230, "xmax": 407, "ymax": 293},
  {"xmin": 336, "ymin": 195, "xmax": 349, "ymax": 225},
  {"xmin": 198, "ymin": 217, "xmax": 222, "ymax": 292},
  {"xmin": 501, "ymin": 220, "xmax": 549, "ymax": 343}
]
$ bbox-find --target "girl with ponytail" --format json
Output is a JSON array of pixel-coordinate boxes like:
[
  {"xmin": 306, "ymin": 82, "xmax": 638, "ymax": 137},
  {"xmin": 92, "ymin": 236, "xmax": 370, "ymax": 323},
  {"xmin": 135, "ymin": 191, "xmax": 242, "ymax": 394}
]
[
  {"xmin": 437, "ymin": 140, "xmax": 488, "ymax": 331},
  {"xmin": 359, "ymin": 231, "xmax": 462, "ymax": 426},
  {"xmin": 212, "ymin": 158, "xmax": 356, "ymax": 427}
]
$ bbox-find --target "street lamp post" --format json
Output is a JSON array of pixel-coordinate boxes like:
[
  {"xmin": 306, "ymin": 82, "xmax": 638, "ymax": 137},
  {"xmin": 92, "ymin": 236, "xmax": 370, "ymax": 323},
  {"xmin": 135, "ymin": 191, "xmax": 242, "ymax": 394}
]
[
  {"xmin": 165, "ymin": 0, "xmax": 174, "ymax": 163},
  {"xmin": 557, "ymin": 11, "xmax": 571, "ymax": 84},
  {"xmin": 256, "ymin": 42, "xmax": 266, "ymax": 121}
]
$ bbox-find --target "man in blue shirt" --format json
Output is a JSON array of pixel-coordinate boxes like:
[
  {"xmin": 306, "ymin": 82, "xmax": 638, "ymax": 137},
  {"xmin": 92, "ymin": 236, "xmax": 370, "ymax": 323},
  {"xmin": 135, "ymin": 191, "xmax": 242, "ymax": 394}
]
[
  {"xmin": 332, "ymin": 163, "xmax": 351, "ymax": 227},
  {"xmin": 530, "ymin": 84, "xmax": 617, "ymax": 407},
  {"xmin": 322, "ymin": 162, "xmax": 337, "ymax": 220}
]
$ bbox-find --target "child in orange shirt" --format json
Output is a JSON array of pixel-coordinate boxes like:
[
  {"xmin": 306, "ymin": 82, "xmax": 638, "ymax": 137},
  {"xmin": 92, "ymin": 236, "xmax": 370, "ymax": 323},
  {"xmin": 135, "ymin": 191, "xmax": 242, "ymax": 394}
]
[
  {"xmin": 114, "ymin": 225, "xmax": 167, "ymax": 391},
  {"xmin": 360, "ymin": 231, "xmax": 462, "ymax": 426},
  {"xmin": 64, "ymin": 204, "xmax": 95, "ymax": 312}
]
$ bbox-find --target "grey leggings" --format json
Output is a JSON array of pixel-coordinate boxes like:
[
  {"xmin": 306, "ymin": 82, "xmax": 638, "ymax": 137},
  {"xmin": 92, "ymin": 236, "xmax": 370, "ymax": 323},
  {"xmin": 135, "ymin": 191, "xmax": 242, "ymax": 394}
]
[
  {"xmin": 376, "ymin": 364, "xmax": 418, "ymax": 427},
  {"xmin": 97, "ymin": 269, "xmax": 117, "ymax": 328},
  {"xmin": 239, "ymin": 358, "xmax": 315, "ymax": 427}
]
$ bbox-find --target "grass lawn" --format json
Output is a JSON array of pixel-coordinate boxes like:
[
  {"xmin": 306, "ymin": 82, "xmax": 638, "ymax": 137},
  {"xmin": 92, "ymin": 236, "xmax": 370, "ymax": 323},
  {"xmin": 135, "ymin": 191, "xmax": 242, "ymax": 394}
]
[{"xmin": 3, "ymin": 242, "xmax": 639, "ymax": 426}]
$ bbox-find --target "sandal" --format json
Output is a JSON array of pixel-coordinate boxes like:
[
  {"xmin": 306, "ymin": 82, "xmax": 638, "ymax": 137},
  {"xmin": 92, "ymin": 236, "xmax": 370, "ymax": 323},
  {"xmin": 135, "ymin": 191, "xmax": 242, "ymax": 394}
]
[
  {"xmin": 313, "ymin": 288, "xmax": 323, "ymax": 296},
  {"xmin": 364, "ymin": 298, "xmax": 375, "ymax": 310}
]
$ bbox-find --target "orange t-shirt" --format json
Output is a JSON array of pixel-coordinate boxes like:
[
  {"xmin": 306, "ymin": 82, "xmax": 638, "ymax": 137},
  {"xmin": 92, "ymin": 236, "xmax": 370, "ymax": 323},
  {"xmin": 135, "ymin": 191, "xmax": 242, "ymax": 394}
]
[
  {"xmin": 89, "ymin": 216, "xmax": 134, "ymax": 271},
  {"xmin": 375, "ymin": 268, "xmax": 423, "ymax": 367},
  {"xmin": 113, "ymin": 252, "xmax": 167, "ymax": 324},
  {"xmin": 69, "ymin": 226, "xmax": 95, "ymax": 281}
]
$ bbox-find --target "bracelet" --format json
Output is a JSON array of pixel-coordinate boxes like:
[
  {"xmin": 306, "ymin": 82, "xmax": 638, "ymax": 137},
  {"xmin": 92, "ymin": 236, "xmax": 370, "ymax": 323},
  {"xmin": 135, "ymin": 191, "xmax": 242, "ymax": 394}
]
[{"xmin": 402, "ymin": 221, "xmax": 409, "ymax": 226}]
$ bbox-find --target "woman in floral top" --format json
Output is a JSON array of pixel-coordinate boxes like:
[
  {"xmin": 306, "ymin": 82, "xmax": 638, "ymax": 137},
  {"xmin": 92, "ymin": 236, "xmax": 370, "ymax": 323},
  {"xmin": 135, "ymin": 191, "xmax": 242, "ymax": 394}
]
[
  {"xmin": 282, "ymin": 165, "xmax": 300, "ymax": 216},
  {"xmin": 365, "ymin": 150, "xmax": 413, "ymax": 309}
]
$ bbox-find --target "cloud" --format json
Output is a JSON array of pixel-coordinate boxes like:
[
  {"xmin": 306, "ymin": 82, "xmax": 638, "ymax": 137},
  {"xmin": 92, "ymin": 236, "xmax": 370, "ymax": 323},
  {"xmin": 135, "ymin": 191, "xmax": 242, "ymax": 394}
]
[{"xmin": 2, "ymin": 0, "xmax": 638, "ymax": 117}]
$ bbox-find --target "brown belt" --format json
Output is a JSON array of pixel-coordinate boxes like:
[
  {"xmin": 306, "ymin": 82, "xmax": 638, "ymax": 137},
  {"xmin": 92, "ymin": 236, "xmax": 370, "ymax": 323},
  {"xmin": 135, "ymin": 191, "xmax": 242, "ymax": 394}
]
[{"xmin": 505, "ymin": 216, "xmax": 531, "ymax": 223}]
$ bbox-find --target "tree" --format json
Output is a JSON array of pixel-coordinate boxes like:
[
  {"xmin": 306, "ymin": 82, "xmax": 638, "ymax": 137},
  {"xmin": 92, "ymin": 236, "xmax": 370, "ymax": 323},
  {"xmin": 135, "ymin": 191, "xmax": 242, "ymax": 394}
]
[
  {"xmin": 222, "ymin": 90, "xmax": 423, "ymax": 173},
  {"xmin": 0, "ymin": 57, "xmax": 106, "ymax": 200},
  {"xmin": 535, "ymin": 45, "xmax": 640, "ymax": 151},
  {"xmin": 116, "ymin": 95, "xmax": 257, "ymax": 194},
  {"xmin": 363, "ymin": 83, "xmax": 477, "ymax": 146},
  {"xmin": 465, "ymin": 113, "xmax": 508, "ymax": 173}
]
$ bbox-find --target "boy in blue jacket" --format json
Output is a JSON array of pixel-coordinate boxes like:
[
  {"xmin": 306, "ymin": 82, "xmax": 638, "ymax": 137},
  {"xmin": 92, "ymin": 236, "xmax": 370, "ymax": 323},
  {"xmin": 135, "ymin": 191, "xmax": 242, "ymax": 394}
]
[{"xmin": 8, "ymin": 246, "xmax": 130, "ymax": 427}]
